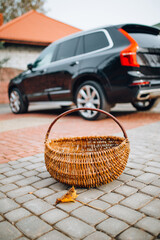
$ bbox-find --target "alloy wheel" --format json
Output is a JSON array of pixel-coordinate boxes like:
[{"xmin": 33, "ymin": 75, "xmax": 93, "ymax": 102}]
[
  {"xmin": 77, "ymin": 85, "xmax": 101, "ymax": 119},
  {"xmin": 9, "ymin": 90, "xmax": 21, "ymax": 113}
]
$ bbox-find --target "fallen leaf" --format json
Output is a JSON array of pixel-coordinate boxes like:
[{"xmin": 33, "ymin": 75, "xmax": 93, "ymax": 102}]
[{"xmin": 56, "ymin": 186, "xmax": 78, "ymax": 204}]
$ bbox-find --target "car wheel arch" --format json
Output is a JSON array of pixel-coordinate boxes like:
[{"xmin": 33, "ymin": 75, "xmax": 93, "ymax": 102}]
[{"xmin": 72, "ymin": 75, "xmax": 109, "ymax": 103}]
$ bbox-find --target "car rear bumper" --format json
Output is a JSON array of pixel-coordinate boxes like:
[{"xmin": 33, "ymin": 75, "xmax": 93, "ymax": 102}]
[{"xmin": 136, "ymin": 88, "xmax": 160, "ymax": 101}]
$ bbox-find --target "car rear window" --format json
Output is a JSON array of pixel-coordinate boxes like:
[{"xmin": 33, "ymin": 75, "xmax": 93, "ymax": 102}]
[
  {"xmin": 84, "ymin": 31, "xmax": 110, "ymax": 53},
  {"xmin": 130, "ymin": 33, "xmax": 160, "ymax": 48}
]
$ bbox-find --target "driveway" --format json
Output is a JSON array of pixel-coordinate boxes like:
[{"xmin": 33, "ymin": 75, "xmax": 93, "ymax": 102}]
[{"xmin": 0, "ymin": 102, "xmax": 160, "ymax": 239}]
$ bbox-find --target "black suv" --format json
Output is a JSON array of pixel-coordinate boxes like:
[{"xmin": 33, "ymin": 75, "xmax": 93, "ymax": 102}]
[{"xmin": 8, "ymin": 23, "xmax": 160, "ymax": 120}]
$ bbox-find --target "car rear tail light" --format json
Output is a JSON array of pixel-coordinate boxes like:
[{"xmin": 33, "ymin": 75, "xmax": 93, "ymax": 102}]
[
  {"xmin": 119, "ymin": 28, "xmax": 140, "ymax": 67},
  {"xmin": 130, "ymin": 80, "xmax": 150, "ymax": 86}
]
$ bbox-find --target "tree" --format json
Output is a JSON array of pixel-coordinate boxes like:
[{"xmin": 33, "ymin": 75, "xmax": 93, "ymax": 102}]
[
  {"xmin": 0, "ymin": 42, "xmax": 9, "ymax": 68},
  {"xmin": 0, "ymin": 0, "xmax": 45, "ymax": 23}
]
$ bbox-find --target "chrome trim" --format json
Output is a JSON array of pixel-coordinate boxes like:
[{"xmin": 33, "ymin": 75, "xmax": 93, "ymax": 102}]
[
  {"xmin": 45, "ymin": 87, "xmax": 62, "ymax": 92},
  {"xmin": 50, "ymin": 90, "xmax": 70, "ymax": 95},
  {"xmin": 137, "ymin": 88, "xmax": 160, "ymax": 100},
  {"xmin": 54, "ymin": 29, "xmax": 114, "ymax": 63}
]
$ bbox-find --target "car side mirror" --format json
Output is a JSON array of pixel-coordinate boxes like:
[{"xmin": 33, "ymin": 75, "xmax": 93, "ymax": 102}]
[{"xmin": 27, "ymin": 63, "xmax": 33, "ymax": 71}]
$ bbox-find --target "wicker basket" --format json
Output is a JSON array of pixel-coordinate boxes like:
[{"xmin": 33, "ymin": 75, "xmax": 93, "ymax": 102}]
[{"xmin": 45, "ymin": 108, "xmax": 130, "ymax": 188}]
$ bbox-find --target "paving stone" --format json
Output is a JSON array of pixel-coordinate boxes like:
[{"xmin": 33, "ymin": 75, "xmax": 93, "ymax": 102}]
[
  {"xmin": 152, "ymin": 179, "xmax": 160, "ymax": 187},
  {"xmin": 127, "ymin": 162, "xmax": 145, "ymax": 170},
  {"xmin": 83, "ymin": 231, "xmax": 111, "ymax": 240},
  {"xmin": 7, "ymin": 186, "xmax": 36, "ymax": 198},
  {"xmin": 147, "ymin": 161, "xmax": 160, "ymax": 168},
  {"xmin": 140, "ymin": 199, "xmax": 160, "ymax": 218},
  {"xmin": 23, "ymin": 199, "xmax": 53, "ymax": 215},
  {"xmin": 106, "ymin": 204, "xmax": 144, "ymax": 224},
  {"xmin": 49, "ymin": 182, "xmax": 68, "ymax": 191},
  {"xmin": 0, "ymin": 191, "xmax": 5, "ymax": 198},
  {"xmin": 36, "ymin": 166, "xmax": 47, "ymax": 173},
  {"xmin": 77, "ymin": 189, "xmax": 104, "ymax": 203},
  {"xmin": 32, "ymin": 178, "xmax": 56, "ymax": 188},
  {"xmin": 16, "ymin": 176, "xmax": 41, "ymax": 186},
  {"xmin": 96, "ymin": 217, "xmax": 128, "ymax": 237},
  {"xmin": 0, "ymin": 163, "xmax": 9, "ymax": 168},
  {"xmin": 0, "ymin": 198, "xmax": 19, "ymax": 214},
  {"xmin": 144, "ymin": 166, "xmax": 160, "ymax": 175},
  {"xmin": 118, "ymin": 227, "xmax": 153, "ymax": 240},
  {"xmin": 17, "ymin": 237, "xmax": 29, "ymax": 240},
  {"xmin": 97, "ymin": 180, "xmax": 123, "ymax": 192},
  {"xmin": 18, "ymin": 156, "xmax": 38, "ymax": 162},
  {"xmin": 37, "ymin": 230, "xmax": 70, "ymax": 240},
  {"xmin": 89, "ymin": 199, "xmax": 111, "ymax": 210},
  {"xmin": 0, "ymin": 174, "xmax": 5, "ymax": 179},
  {"xmin": 56, "ymin": 201, "xmax": 82, "ymax": 212},
  {"xmin": 100, "ymin": 192, "xmax": 124, "ymax": 204},
  {"xmin": 22, "ymin": 170, "xmax": 38, "ymax": 177},
  {"xmin": 55, "ymin": 216, "xmax": 95, "ymax": 239},
  {"xmin": 0, "ymin": 221, "xmax": 22, "ymax": 240},
  {"xmin": 136, "ymin": 173, "xmax": 159, "ymax": 184},
  {"xmin": 135, "ymin": 217, "xmax": 160, "ymax": 236},
  {"xmin": 5, "ymin": 207, "xmax": 31, "ymax": 222},
  {"xmin": 34, "ymin": 188, "xmax": 55, "ymax": 198},
  {"xmin": 114, "ymin": 185, "xmax": 138, "ymax": 196},
  {"xmin": 45, "ymin": 191, "xmax": 67, "ymax": 205},
  {"xmin": 15, "ymin": 193, "xmax": 36, "ymax": 204},
  {"xmin": 0, "ymin": 215, "xmax": 4, "ymax": 221},
  {"xmin": 71, "ymin": 206, "xmax": 107, "ymax": 226},
  {"xmin": 126, "ymin": 169, "xmax": 144, "ymax": 177},
  {"xmin": 24, "ymin": 162, "xmax": 44, "ymax": 170},
  {"xmin": 16, "ymin": 216, "xmax": 52, "ymax": 239},
  {"xmin": 118, "ymin": 173, "xmax": 134, "ymax": 182},
  {"xmin": 0, "ymin": 183, "xmax": 18, "ymax": 193},
  {"xmin": 4, "ymin": 168, "xmax": 27, "ymax": 177},
  {"xmin": 126, "ymin": 180, "xmax": 146, "ymax": 189},
  {"xmin": 0, "ymin": 175, "xmax": 24, "ymax": 184},
  {"xmin": 12, "ymin": 162, "xmax": 30, "ymax": 169},
  {"xmin": 140, "ymin": 185, "xmax": 160, "ymax": 197},
  {"xmin": 38, "ymin": 172, "xmax": 51, "ymax": 179},
  {"xmin": 0, "ymin": 167, "xmax": 12, "ymax": 174},
  {"xmin": 41, "ymin": 208, "xmax": 68, "ymax": 224},
  {"xmin": 121, "ymin": 193, "xmax": 153, "ymax": 210}
]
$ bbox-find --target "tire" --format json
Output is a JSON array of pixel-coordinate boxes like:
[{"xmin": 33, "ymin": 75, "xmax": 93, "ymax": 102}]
[
  {"xmin": 131, "ymin": 99, "xmax": 157, "ymax": 111},
  {"xmin": 9, "ymin": 88, "xmax": 28, "ymax": 114},
  {"xmin": 75, "ymin": 81, "xmax": 110, "ymax": 120}
]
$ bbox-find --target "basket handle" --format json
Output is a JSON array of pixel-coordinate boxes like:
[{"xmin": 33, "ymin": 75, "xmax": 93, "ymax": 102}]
[{"xmin": 45, "ymin": 107, "xmax": 128, "ymax": 142}]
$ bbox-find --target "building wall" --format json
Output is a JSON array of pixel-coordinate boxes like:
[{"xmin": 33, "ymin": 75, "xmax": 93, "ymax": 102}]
[
  {"xmin": 0, "ymin": 44, "xmax": 44, "ymax": 70},
  {"xmin": 0, "ymin": 44, "xmax": 45, "ymax": 104}
]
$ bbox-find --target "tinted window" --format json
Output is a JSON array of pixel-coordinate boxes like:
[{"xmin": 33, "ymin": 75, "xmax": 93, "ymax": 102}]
[
  {"xmin": 56, "ymin": 38, "xmax": 78, "ymax": 60},
  {"xmin": 76, "ymin": 37, "xmax": 84, "ymax": 55},
  {"xmin": 84, "ymin": 31, "xmax": 109, "ymax": 53},
  {"xmin": 130, "ymin": 33, "xmax": 160, "ymax": 48},
  {"xmin": 33, "ymin": 44, "xmax": 56, "ymax": 68}
]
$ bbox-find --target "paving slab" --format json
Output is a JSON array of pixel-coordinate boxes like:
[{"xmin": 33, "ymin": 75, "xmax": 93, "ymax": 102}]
[{"xmin": 0, "ymin": 107, "xmax": 160, "ymax": 239}]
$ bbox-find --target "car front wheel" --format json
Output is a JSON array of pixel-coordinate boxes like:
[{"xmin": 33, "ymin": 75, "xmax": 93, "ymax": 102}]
[
  {"xmin": 131, "ymin": 99, "xmax": 157, "ymax": 111},
  {"xmin": 9, "ymin": 88, "xmax": 28, "ymax": 114},
  {"xmin": 75, "ymin": 81, "xmax": 110, "ymax": 120}
]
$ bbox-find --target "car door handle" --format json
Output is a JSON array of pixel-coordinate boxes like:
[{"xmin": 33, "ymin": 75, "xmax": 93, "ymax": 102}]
[
  {"xmin": 70, "ymin": 61, "xmax": 79, "ymax": 67},
  {"xmin": 40, "ymin": 69, "xmax": 47, "ymax": 74}
]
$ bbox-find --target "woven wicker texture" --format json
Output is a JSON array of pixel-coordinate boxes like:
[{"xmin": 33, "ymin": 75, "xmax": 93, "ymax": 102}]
[{"xmin": 45, "ymin": 108, "xmax": 130, "ymax": 187}]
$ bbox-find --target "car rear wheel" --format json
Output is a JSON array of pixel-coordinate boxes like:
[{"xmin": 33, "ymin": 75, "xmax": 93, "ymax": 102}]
[
  {"xmin": 131, "ymin": 99, "xmax": 157, "ymax": 111},
  {"xmin": 9, "ymin": 88, "xmax": 28, "ymax": 114},
  {"xmin": 75, "ymin": 81, "xmax": 110, "ymax": 120}
]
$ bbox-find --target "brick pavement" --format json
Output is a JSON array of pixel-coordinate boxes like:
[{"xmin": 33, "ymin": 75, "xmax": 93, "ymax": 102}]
[{"xmin": 0, "ymin": 103, "xmax": 160, "ymax": 239}]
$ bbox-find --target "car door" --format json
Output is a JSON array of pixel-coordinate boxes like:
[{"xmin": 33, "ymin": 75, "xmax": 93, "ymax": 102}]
[
  {"xmin": 47, "ymin": 37, "xmax": 81, "ymax": 101},
  {"xmin": 21, "ymin": 43, "xmax": 57, "ymax": 101}
]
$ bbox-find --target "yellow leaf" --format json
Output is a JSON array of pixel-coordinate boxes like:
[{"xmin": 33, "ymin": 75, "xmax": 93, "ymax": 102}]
[{"xmin": 56, "ymin": 186, "xmax": 78, "ymax": 204}]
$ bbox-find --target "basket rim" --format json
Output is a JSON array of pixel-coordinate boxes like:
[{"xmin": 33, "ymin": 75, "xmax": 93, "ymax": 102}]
[{"xmin": 45, "ymin": 135, "xmax": 129, "ymax": 156}]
